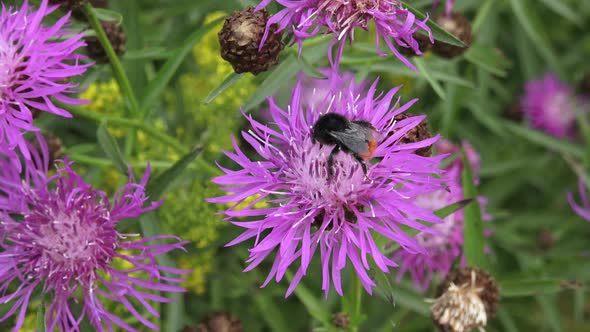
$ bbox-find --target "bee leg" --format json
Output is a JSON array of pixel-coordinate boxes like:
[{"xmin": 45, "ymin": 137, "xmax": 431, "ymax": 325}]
[
  {"xmin": 353, "ymin": 154, "xmax": 369, "ymax": 179},
  {"xmin": 328, "ymin": 146, "xmax": 340, "ymax": 178}
]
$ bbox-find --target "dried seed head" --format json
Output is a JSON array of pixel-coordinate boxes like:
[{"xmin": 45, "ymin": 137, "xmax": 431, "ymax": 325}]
[
  {"xmin": 397, "ymin": 32, "xmax": 433, "ymax": 57},
  {"xmin": 332, "ymin": 312, "xmax": 350, "ymax": 329},
  {"xmin": 432, "ymin": 13, "xmax": 473, "ymax": 58},
  {"xmin": 195, "ymin": 312, "xmax": 243, "ymax": 332},
  {"xmin": 85, "ymin": 21, "xmax": 126, "ymax": 64},
  {"xmin": 219, "ymin": 7, "xmax": 284, "ymax": 75},
  {"xmin": 48, "ymin": 0, "xmax": 86, "ymax": 11},
  {"xmin": 431, "ymin": 267, "xmax": 499, "ymax": 332},
  {"xmin": 50, "ymin": 0, "xmax": 108, "ymax": 20},
  {"xmin": 392, "ymin": 113, "xmax": 433, "ymax": 157}
]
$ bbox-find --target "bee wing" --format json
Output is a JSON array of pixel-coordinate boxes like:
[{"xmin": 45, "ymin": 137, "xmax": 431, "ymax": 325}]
[{"xmin": 328, "ymin": 122, "xmax": 379, "ymax": 159}]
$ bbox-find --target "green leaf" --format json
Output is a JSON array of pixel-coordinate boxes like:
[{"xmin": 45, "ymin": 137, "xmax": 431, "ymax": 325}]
[
  {"xmin": 461, "ymin": 151, "xmax": 487, "ymax": 268},
  {"xmin": 504, "ymin": 122, "xmax": 584, "ymax": 158},
  {"xmin": 538, "ymin": 0, "xmax": 583, "ymax": 26},
  {"xmin": 97, "ymin": 123, "xmax": 128, "ymax": 175},
  {"xmin": 369, "ymin": 62, "xmax": 474, "ymax": 88},
  {"xmin": 297, "ymin": 55, "xmax": 326, "ymax": 79},
  {"xmin": 499, "ymin": 278, "xmax": 581, "ymax": 297},
  {"xmin": 92, "ymin": 8, "xmax": 123, "ymax": 24},
  {"xmin": 465, "ymin": 100, "xmax": 508, "ymax": 138},
  {"xmin": 399, "ymin": 1, "xmax": 466, "ymax": 47},
  {"xmin": 145, "ymin": 146, "xmax": 203, "ymax": 199},
  {"xmin": 413, "ymin": 57, "xmax": 445, "ymax": 100},
  {"xmin": 393, "ymin": 282, "xmax": 430, "ymax": 316},
  {"xmin": 140, "ymin": 18, "xmax": 223, "ymax": 111},
  {"xmin": 204, "ymin": 72, "xmax": 244, "ymax": 105},
  {"xmin": 243, "ymin": 39, "xmax": 329, "ymax": 111},
  {"xmin": 508, "ymin": 0, "xmax": 561, "ymax": 74},
  {"xmin": 537, "ymin": 295, "xmax": 564, "ymax": 332},
  {"xmin": 286, "ymin": 270, "xmax": 333, "ymax": 328},
  {"xmin": 36, "ymin": 302, "xmax": 46, "ymax": 332},
  {"xmin": 464, "ymin": 43, "xmax": 511, "ymax": 77},
  {"xmin": 435, "ymin": 198, "xmax": 473, "ymax": 218},
  {"xmin": 123, "ymin": 47, "xmax": 175, "ymax": 60},
  {"xmin": 253, "ymin": 295, "xmax": 291, "ymax": 332}
]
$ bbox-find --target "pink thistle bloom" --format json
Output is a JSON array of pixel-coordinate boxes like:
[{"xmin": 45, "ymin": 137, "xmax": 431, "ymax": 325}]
[
  {"xmin": 0, "ymin": 135, "xmax": 189, "ymax": 332},
  {"xmin": 568, "ymin": 180, "xmax": 590, "ymax": 222},
  {"xmin": 255, "ymin": 0, "xmax": 433, "ymax": 69},
  {"xmin": 393, "ymin": 140, "xmax": 489, "ymax": 290},
  {"xmin": 0, "ymin": 0, "xmax": 88, "ymax": 159},
  {"xmin": 520, "ymin": 73, "xmax": 584, "ymax": 139},
  {"xmin": 209, "ymin": 74, "xmax": 446, "ymax": 297}
]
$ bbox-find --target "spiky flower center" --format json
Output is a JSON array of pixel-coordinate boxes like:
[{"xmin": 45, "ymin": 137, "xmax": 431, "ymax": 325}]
[
  {"xmin": 286, "ymin": 138, "xmax": 370, "ymax": 209},
  {"xmin": 15, "ymin": 188, "xmax": 118, "ymax": 286},
  {"xmin": 545, "ymin": 92, "xmax": 577, "ymax": 129}
]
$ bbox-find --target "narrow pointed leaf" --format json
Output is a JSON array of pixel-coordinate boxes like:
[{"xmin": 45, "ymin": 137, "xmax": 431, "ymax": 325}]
[
  {"xmin": 146, "ymin": 146, "xmax": 203, "ymax": 199},
  {"xmin": 97, "ymin": 122, "xmax": 128, "ymax": 175},
  {"xmin": 413, "ymin": 57, "xmax": 445, "ymax": 99},
  {"xmin": 504, "ymin": 122, "xmax": 584, "ymax": 158},
  {"xmin": 204, "ymin": 72, "xmax": 244, "ymax": 105},
  {"xmin": 399, "ymin": 1, "xmax": 466, "ymax": 47},
  {"xmin": 461, "ymin": 151, "xmax": 487, "ymax": 268},
  {"xmin": 286, "ymin": 270, "xmax": 333, "ymax": 328}
]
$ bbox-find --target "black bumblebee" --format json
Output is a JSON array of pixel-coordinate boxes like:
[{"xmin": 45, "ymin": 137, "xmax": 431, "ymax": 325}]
[{"xmin": 312, "ymin": 113, "xmax": 380, "ymax": 177}]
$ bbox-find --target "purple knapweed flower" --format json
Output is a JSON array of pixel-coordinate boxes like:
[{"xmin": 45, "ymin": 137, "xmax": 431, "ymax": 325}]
[
  {"xmin": 209, "ymin": 74, "xmax": 446, "ymax": 297},
  {"xmin": 521, "ymin": 73, "xmax": 584, "ymax": 139},
  {"xmin": 255, "ymin": 0, "xmax": 432, "ymax": 69},
  {"xmin": 0, "ymin": 135, "xmax": 189, "ymax": 332},
  {"xmin": 0, "ymin": 0, "xmax": 88, "ymax": 159},
  {"xmin": 568, "ymin": 179, "xmax": 590, "ymax": 222},
  {"xmin": 393, "ymin": 139, "xmax": 489, "ymax": 290}
]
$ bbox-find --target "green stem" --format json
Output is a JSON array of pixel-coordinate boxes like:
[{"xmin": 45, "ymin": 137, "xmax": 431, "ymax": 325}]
[
  {"xmin": 59, "ymin": 103, "xmax": 188, "ymax": 154},
  {"xmin": 83, "ymin": 3, "xmax": 140, "ymax": 116},
  {"xmin": 350, "ymin": 272, "xmax": 363, "ymax": 332}
]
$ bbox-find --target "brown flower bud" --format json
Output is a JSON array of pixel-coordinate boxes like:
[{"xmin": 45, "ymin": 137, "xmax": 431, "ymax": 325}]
[
  {"xmin": 430, "ymin": 267, "xmax": 499, "ymax": 332},
  {"xmin": 432, "ymin": 13, "xmax": 473, "ymax": 58},
  {"xmin": 537, "ymin": 229, "xmax": 555, "ymax": 251},
  {"xmin": 391, "ymin": 113, "xmax": 433, "ymax": 157},
  {"xmin": 50, "ymin": 0, "xmax": 107, "ymax": 20},
  {"xmin": 85, "ymin": 21, "xmax": 126, "ymax": 64},
  {"xmin": 332, "ymin": 312, "xmax": 350, "ymax": 329},
  {"xmin": 219, "ymin": 7, "xmax": 284, "ymax": 75},
  {"xmin": 194, "ymin": 312, "xmax": 243, "ymax": 332}
]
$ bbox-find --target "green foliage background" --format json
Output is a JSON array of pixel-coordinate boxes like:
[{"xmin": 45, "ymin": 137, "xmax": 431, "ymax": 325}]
[{"xmin": 3, "ymin": 0, "xmax": 590, "ymax": 331}]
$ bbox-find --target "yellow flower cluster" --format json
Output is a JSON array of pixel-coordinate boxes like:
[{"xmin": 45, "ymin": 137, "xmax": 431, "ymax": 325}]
[
  {"xmin": 79, "ymin": 79, "xmax": 124, "ymax": 115},
  {"xmin": 159, "ymin": 180, "xmax": 224, "ymax": 295}
]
